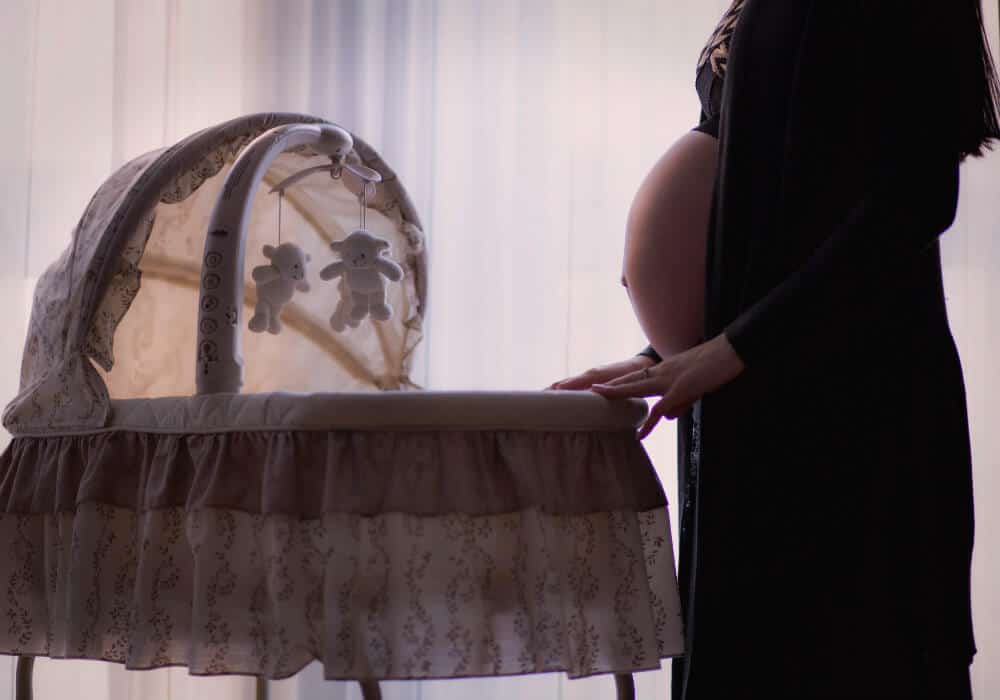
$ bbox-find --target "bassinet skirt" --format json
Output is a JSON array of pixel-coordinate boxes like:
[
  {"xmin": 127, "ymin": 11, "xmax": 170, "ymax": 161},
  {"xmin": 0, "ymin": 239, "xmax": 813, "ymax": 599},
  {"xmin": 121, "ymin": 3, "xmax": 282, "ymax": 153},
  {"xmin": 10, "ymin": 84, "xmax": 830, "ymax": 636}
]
[{"xmin": 0, "ymin": 391, "xmax": 684, "ymax": 681}]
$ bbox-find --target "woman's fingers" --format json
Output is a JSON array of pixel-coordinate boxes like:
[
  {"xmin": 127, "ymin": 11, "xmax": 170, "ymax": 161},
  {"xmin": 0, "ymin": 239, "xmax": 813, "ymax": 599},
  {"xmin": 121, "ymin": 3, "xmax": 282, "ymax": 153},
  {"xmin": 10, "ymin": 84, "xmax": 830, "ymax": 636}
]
[
  {"xmin": 593, "ymin": 369, "xmax": 695, "ymax": 437},
  {"xmin": 636, "ymin": 389, "xmax": 696, "ymax": 439},
  {"xmin": 587, "ymin": 334, "xmax": 744, "ymax": 436},
  {"xmin": 548, "ymin": 357, "xmax": 658, "ymax": 392},
  {"xmin": 549, "ymin": 373, "xmax": 591, "ymax": 390},
  {"xmin": 590, "ymin": 377, "xmax": 663, "ymax": 399},
  {"xmin": 591, "ymin": 364, "xmax": 673, "ymax": 399},
  {"xmin": 601, "ymin": 367, "xmax": 653, "ymax": 387},
  {"xmin": 637, "ymin": 399, "xmax": 668, "ymax": 440}
]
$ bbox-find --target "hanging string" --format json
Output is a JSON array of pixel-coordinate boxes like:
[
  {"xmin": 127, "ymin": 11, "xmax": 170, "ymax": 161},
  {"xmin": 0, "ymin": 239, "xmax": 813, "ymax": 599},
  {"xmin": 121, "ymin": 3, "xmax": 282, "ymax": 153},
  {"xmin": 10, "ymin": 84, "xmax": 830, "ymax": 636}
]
[
  {"xmin": 359, "ymin": 180, "xmax": 376, "ymax": 230},
  {"xmin": 277, "ymin": 190, "xmax": 284, "ymax": 245},
  {"xmin": 359, "ymin": 183, "xmax": 366, "ymax": 230}
]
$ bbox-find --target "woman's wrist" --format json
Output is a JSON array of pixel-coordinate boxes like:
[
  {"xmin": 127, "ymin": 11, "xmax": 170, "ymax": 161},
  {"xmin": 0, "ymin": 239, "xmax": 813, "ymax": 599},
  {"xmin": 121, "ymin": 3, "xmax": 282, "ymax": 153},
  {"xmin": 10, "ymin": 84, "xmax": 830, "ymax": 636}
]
[
  {"xmin": 636, "ymin": 354, "xmax": 657, "ymax": 368},
  {"xmin": 703, "ymin": 332, "xmax": 745, "ymax": 378}
]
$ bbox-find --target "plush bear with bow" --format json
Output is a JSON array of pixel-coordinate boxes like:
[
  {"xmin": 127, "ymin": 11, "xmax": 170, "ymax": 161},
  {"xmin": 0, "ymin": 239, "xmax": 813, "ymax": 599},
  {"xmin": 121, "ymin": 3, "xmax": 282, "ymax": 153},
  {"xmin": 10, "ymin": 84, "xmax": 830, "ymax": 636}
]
[
  {"xmin": 320, "ymin": 230, "xmax": 403, "ymax": 328},
  {"xmin": 248, "ymin": 243, "xmax": 310, "ymax": 334}
]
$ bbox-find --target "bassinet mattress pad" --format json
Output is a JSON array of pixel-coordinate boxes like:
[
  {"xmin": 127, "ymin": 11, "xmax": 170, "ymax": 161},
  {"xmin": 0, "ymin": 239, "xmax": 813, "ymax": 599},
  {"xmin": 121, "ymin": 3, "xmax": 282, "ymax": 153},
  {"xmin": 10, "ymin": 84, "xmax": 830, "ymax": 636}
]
[{"xmin": 0, "ymin": 391, "xmax": 684, "ymax": 680}]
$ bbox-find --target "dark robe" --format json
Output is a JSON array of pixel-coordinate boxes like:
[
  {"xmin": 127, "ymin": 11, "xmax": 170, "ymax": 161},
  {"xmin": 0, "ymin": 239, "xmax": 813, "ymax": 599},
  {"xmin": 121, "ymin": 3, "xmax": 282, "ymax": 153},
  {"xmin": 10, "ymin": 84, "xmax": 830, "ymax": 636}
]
[{"xmin": 667, "ymin": 1, "xmax": 976, "ymax": 697}]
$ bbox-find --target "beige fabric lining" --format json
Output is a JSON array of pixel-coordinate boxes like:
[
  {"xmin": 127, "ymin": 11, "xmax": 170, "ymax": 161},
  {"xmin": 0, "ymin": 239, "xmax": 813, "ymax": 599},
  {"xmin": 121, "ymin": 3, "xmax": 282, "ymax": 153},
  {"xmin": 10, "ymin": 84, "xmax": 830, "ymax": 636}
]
[{"xmin": 137, "ymin": 253, "xmax": 375, "ymax": 385}]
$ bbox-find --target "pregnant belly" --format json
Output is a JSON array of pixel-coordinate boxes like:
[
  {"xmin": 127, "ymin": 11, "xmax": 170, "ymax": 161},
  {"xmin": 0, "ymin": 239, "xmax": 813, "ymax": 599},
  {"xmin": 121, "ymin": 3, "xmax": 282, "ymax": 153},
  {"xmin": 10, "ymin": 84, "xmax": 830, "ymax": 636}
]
[{"xmin": 623, "ymin": 130, "xmax": 718, "ymax": 357}]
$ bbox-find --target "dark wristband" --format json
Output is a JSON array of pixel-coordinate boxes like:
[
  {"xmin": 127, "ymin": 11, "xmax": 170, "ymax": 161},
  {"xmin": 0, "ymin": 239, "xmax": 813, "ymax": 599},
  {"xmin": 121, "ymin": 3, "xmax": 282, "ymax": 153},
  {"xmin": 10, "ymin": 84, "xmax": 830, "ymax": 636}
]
[{"xmin": 637, "ymin": 345, "xmax": 662, "ymax": 363}]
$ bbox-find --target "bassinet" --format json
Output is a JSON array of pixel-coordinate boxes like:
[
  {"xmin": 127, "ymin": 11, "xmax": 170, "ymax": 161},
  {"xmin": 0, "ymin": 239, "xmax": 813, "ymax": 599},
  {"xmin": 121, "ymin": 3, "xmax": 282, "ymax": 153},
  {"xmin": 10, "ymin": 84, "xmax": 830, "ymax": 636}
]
[{"xmin": 0, "ymin": 113, "xmax": 684, "ymax": 699}]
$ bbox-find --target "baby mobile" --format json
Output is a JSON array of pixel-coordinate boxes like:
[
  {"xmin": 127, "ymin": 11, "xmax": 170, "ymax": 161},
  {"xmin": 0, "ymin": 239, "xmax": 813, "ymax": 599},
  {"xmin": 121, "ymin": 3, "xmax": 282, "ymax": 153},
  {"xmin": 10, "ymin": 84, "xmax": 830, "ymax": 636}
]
[{"xmin": 247, "ymin": 154, "xmax": 404, "ymax": 335}]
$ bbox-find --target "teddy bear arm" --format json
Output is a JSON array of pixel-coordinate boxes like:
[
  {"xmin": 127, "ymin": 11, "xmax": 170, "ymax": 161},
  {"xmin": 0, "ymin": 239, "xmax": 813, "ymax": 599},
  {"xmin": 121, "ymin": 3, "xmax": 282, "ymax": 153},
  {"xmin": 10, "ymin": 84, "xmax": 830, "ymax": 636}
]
[
  {"xmin": 252, "ymin": 265, "xmax": 280, "ymax": 284},
  {"xmin": 320, "ymin": 262, "xmax": 345, "ymax": 280},
  {"xmin": 376, "ymin": 258, "xmax": 404, "ymax": 282}
]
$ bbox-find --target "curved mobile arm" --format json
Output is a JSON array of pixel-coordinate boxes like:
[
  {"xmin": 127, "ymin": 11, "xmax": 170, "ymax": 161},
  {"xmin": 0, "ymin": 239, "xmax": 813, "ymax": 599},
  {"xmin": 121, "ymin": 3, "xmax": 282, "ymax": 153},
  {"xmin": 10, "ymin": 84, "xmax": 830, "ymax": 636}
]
[{"xmin": 195, "ymin": 122, "xmax": 354, "ymax": 395}]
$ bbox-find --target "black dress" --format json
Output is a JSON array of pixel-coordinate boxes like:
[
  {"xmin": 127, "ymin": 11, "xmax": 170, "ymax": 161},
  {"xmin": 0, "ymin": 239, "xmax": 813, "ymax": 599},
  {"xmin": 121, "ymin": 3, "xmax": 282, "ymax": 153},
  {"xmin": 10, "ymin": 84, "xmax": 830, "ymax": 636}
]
[{"xmin": 636, "ymin": 2, "xmax": 976, "ymax": 698}]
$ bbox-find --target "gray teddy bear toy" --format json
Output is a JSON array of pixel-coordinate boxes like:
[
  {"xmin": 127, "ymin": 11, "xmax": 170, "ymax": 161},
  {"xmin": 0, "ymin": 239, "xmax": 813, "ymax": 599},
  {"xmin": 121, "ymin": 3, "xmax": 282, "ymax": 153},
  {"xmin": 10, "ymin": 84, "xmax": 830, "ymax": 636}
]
[
  {"xmin": 320, "ymin": 229, "xmax": 404, "ymax": 330},
  {"xmin": 248, "ymin": 243, "xmax": 311, "ymax": 334}
]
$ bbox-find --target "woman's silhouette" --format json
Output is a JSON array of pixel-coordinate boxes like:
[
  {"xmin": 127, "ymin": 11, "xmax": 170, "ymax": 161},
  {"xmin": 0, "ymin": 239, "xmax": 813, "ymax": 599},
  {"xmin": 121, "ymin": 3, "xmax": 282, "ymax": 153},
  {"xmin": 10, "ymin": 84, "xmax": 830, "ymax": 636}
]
[{"xmin": 552, "ymin": 0, "xmax": 1000, "ymax": 697}]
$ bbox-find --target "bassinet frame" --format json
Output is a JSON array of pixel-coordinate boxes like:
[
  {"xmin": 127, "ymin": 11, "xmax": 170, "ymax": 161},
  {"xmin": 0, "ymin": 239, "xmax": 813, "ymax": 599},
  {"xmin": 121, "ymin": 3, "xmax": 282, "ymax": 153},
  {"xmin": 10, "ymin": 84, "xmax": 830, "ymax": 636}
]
[{"xmin": 5, "ymin": 114, "xmax": 680, "ymax": 700}]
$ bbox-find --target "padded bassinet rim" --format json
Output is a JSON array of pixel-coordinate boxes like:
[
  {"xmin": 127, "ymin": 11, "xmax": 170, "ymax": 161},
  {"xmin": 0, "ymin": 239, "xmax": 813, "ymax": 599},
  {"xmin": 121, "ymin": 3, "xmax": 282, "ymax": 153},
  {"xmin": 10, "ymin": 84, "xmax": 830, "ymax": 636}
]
[{"xmin": 5, "ymin": 391, "xmax": 650, "ymax": 437}]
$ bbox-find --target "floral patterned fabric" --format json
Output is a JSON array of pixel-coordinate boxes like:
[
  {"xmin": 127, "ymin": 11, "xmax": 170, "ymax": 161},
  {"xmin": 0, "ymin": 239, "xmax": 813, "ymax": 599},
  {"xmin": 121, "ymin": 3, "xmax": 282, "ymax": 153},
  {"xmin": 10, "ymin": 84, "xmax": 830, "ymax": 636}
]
[
  {"xmin": 0, "ymin": 505, "xmax": 680, "ymax": 680},
  {"xmin": 0, "ymin": 416, "xmax": 684, "ymax": 679}
]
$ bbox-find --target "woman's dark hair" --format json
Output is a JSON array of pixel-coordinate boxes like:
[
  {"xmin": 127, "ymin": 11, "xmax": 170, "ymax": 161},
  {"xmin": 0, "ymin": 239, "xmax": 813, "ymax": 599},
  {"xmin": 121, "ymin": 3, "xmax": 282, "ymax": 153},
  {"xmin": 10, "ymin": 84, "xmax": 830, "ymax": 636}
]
[{"xmin": 956, "ymin": 0, "xmax": 1000, "ymax": 160}]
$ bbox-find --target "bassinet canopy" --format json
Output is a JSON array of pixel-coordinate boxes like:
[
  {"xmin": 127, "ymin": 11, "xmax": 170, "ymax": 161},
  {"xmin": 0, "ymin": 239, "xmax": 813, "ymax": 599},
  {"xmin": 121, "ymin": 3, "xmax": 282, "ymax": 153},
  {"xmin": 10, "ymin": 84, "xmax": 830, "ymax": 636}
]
[{"xmin": 3, "ymin": 112, "xmax": 427, "ymax": 435}]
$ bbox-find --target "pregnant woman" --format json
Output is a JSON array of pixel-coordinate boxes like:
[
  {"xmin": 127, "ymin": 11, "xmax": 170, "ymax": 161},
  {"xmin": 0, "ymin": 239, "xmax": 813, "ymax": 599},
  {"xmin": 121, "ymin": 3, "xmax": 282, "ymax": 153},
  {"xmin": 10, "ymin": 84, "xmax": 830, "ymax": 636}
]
[{"xmin": 552, "ymin": 1, "xmax": 1000, "ymax": 697}]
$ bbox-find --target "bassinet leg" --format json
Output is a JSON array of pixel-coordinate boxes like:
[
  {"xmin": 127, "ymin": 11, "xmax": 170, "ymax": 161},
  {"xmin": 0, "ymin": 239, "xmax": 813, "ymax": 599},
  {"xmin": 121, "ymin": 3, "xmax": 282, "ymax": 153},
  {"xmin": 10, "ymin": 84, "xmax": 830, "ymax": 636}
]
[
  {"xmin": 255, "ymin": 676, "xmax": 268, "ymax": 700},
  {"xmin": 16, "ymin": 656, "xmax": 34, "ymax": 700},
  {"xmin": 614, "ymin": 673, "xmax": 635, "ymax": 700},
  {"xmin": 359, "ymin": 679, "xmax": 382, "ymax": 700}
]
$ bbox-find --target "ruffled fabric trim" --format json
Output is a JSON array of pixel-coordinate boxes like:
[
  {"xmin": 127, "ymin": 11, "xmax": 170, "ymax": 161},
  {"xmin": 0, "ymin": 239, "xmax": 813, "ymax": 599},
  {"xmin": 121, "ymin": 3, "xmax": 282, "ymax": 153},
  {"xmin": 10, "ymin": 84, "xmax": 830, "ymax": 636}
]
[{"xmin": 0, "ymin": 424, "xmax": 664, "ymax": 517}]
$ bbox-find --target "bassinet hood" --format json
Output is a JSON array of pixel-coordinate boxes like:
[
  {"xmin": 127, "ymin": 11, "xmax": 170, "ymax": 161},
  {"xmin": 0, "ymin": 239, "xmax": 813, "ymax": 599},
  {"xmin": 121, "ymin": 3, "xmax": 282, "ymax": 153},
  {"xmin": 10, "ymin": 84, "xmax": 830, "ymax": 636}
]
[{"xmin": 3, "ymin": 113, "xmax": 427, "ymax": 435}]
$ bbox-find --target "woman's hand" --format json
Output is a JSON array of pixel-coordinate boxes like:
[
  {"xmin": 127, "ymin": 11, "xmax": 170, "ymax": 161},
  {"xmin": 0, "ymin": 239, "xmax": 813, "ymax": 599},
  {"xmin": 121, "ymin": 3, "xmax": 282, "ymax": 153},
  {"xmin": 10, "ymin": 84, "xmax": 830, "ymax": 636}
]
[
  {"xmin": 546, "ymin": 354, "xmax": 657, "ymax": 391},
  {"xmin": 590, "ymin": 333, "xmax": 746, "ymax": 439}
]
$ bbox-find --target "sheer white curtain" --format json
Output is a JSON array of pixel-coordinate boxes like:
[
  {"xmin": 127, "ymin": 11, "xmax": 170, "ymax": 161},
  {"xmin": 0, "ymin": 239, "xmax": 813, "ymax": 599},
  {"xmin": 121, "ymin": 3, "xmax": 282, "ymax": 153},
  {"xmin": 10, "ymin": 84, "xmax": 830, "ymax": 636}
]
[{"xmin": 1, "ymin": 1, "xmax": 998, "ymax": 698}]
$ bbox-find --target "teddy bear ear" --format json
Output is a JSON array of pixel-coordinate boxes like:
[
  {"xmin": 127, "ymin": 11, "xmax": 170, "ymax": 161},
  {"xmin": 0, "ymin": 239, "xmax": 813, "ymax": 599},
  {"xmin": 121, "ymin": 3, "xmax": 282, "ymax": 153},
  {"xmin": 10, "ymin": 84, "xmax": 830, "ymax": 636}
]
[{"xmin": 262, "ymin": 244, "xmax": 275, "ymax": 258}]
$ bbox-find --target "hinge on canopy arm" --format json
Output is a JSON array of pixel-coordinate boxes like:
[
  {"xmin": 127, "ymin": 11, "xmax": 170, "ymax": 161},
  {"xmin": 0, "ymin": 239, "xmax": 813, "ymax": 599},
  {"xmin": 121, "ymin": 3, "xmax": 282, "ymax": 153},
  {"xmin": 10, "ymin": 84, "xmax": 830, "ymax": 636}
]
[
  {"xmin": 268, "ymin": 153, "xmax": 383, "ymax": 234},
  {"xmin": 268, "ymin": 158, "xmax": 382, "ymax": 197}
]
